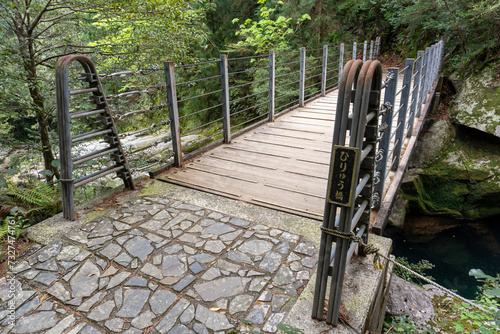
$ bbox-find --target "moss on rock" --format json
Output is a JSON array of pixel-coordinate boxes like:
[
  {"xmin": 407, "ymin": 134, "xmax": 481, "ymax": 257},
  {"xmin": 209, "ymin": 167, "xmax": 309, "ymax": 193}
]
[
  {"xmin": 402, "ymin": 122, "xmax": 500, "ymax": 220},
  {"xmin": 449, "ymin": 65, "xmax": 500, "ymax": 137}
]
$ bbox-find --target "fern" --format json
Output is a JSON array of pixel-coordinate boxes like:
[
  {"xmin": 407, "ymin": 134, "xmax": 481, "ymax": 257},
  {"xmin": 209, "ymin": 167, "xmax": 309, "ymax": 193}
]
[
  {"xmin": 0, "ymin": 220, "xmax": 8, "ymax": 242},
  {"xmin": 7, "ymin": 184, "xmax": 55, "ymax": 207}
]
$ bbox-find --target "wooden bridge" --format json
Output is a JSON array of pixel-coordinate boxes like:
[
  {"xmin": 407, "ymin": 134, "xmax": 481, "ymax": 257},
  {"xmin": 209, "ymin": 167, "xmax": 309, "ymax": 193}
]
[{"xmin": 55, "ymin": 38, "xmax": 444, "ymax": 328}]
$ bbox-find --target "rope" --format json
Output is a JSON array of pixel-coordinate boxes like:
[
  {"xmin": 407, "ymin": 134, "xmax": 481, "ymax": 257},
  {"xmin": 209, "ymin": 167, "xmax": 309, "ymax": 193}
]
[{"xmin": 319, "ymin": 226, "xmax": 496, "ymax": 316}]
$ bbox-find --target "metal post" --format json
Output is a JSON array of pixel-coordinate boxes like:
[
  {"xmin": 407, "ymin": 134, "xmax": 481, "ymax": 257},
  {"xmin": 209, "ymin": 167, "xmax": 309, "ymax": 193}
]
[
  {"xmin": 438, "ymin": 40, "xmax": 445, "ymax": 73},
  {"xmin": 374, "ymin": 36, "xmax": 381, "ymax": 59},
  {"xmin": 373, "ymin": 68, "xmax": 398, "ymax": 209},
  {"xmin": 427, "ymin": 45, "xmax": 435, "ymax": 93},
  {"xmin": 416, "ymin": 48, "xmax": 429, "ymax": 117},
  {"xmin": 339, "ymin": 43, "xmax": 344, "ymax": 84},
  {"xmin": 220, "ymin": 54, "xmax": 231, "ymax": 143},
  {"xmin": 352, "ymin": 42, "xmax": 357, "ymax": 60},
  {"xmin": 369, "ymin": 40, "xmax": 374, "ymax": 60},
  {"xmin": 407, "ymin": 51, "xmax": 423, "ymax": 138},
  {"xmin": 269, "ymin": 50, "xmax": 275, "ymax": 122},
  {"xmin": 299, "ymin": 47, "xmax": 306, "ymax": 106},
  {"xmin": 55, "ymin": 62, "xmax": 74, "ymax": 220},
  {"xmin": 392, "ymin": 59, "xmax": 414, "ymax": 171},
  {"xmin": 422, "ymin": 47, "xmax": 432, "ymax": 103},
  {"xmin": 321, "ymin": 45, "xmax": 328, "ymax": 96},
  {"xmin": 431, "ymin": 43, "xmax": 439, "ymax": 85},
  {"xmin": 164, "ymin": 61, "xmax": 183, "ymax": 167},
  {"xmin": 363, "ymin": 41, "xmax": 367, "ymax": 62}
]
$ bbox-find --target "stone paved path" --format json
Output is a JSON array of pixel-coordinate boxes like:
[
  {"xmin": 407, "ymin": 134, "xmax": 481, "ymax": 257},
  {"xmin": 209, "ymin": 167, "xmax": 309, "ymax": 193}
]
[{"xmin": 1, "ymin": 195, "xmax": 318, "ymax": 333}]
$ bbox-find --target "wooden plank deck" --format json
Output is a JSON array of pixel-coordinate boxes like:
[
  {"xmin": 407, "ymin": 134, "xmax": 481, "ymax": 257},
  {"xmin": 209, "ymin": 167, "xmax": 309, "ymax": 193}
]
[{"xmin": 159, "ymin": 75, "xmax": 409, "ymax": 221}]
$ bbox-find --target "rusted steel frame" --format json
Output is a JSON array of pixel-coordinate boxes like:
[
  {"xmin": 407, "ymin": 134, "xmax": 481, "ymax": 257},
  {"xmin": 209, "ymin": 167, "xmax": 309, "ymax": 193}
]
[
  {"xmin": 164, "ymin": 61, "xmax": 183, "ymax": 167},
  {"xmin": 312, "ymin": 59, "xmax": 362, "ymax": 321},
  {"xmin": 56, "ymin": 55, "xmax": 135, "ymax": 220},
  {"xmin": 327, "ymin": 60, "xmax": 382, "ymax": 326},
  {"xmin": 312, "ymin": 60, "xmax": 362, "ymax": 320}
]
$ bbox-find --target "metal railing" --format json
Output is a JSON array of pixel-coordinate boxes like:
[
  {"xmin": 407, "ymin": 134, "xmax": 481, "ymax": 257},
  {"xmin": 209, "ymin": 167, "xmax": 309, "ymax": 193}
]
[
  {"xmin": 373, "ymin": 40, "xmax": 444, "ymax": 209},
  {"xmin": 162, "ymin": 40, "xmax": 378, "ymax": 171},
  {"xmin": 55, "ymin": 39, "xmax": 379, "ymax": 217}
]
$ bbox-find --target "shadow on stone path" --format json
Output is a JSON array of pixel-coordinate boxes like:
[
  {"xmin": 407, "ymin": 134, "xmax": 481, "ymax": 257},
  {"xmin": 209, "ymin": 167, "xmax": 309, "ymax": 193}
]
[{"xmin": 1, "ymin": 194, "xmax": 318, "ymax": 333}]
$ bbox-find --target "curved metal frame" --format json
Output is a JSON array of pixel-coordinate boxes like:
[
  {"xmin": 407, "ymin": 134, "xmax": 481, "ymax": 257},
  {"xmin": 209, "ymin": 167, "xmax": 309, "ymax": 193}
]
[
  {"xmin": 56, "ymin": 55, "xmax": 135, "ymax": 220},
  {"xmin": 312, "ymin": 59, "xmax": 382, "ymax": 325}
]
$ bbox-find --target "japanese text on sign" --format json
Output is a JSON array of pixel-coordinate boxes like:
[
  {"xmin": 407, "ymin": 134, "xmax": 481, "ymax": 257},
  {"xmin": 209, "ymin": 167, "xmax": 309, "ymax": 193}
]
[{"xmin": 327, "ymin": 146, "xmax": 359, "ymax": 207}]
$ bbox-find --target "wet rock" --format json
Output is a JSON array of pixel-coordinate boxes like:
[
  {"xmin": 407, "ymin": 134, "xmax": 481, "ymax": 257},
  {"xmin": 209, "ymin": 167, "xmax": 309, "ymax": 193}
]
[
  {"xmin": 273, "ymin": 267, "xmax": 294, "ymax": 286},
  {"xmin": 195, "ymin": 305, "xmax": 234, "ymax": 332},
  {"xmin": 38, "ymin": 241, "xmax": 62, "ymax": 262},
  {"xmin": 229, "ymin": 295, "xmax": 254, "ymax": 314},
  {"xmin": 194, "ymin": 277, "xmax": 245, "ymax": 302},
  {"xmin": 150, "ymin": 289, "xmax": 177, "ymax": 315},
  {"xmin": 156, "ymin": 299, "xmax": 190, "ymax": 333},
  {"xmin": 115, "ymin": 289, "xmax": 150, "ymax": 318},
  {"xmin": 238, "ymin": 240, "xmax": 273, "ymax": 256},
  {"xmin": 258, "ymin": 252, "xmax": 282, "ymax": 273},
  {"xmin": 246, "ymin": 304, "xmax": 270, "ymax": 325},
  {"xmin": 10, "ymin": 311, "xmax": 58, "ymax": 333},
  {"xmin": 131, "ymin": 310, "xmax": 155, "ymax": 329},
  {"xmin": 87, "ymin": 300, "xmax": 115, "ymax": 321},
  {"xmin": 70, "ymin": 260, "xmax": 100, "ymax": 298},
  {"xmin": 123, "ymin": 236, "xmax": 154, "ymax": 262}
]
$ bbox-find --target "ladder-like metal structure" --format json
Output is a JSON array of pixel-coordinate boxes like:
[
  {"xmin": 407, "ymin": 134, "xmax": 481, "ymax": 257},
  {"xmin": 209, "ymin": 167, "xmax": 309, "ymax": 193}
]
[
  {"xmin": 312, "ymin": 59, "xmax": 383, "ymax": 325},
  {"xmin": 56, "ymin": 55, "xmax": 135, "ymax": 220}
]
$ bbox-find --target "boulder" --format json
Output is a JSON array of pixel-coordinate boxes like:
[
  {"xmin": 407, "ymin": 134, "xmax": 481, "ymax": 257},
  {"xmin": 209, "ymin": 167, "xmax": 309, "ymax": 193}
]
[
  {"xmin": 449, "ymin": 65, "xmax": 500, "ymax": 138},
  {"xmin": 387, "ymin": 193, "xmax": 408, "ymax": 228},
  {"xmin": 386, "ymin": 274, "xmax": 435, "ymax": 327}
]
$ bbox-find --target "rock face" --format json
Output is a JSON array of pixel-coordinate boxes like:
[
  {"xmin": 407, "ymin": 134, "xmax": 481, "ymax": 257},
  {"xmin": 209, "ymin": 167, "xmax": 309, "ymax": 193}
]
[
  {"xmin": 403, "ymin": 118, "xmax": 500, "ymax": 221},
  {"xmin": 386, "ymin": 274, "xmax": 435, "ymax": 327},
  {"xmin": 449, "ymin": 65, "xmax": 500, "ymax": 138}
]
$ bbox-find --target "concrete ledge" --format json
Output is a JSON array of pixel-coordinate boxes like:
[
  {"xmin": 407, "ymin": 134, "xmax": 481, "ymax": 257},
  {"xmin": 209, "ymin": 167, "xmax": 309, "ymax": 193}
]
[{"xmin": 284, "ymin": 234, "xmax": 392, "ymax": 333}]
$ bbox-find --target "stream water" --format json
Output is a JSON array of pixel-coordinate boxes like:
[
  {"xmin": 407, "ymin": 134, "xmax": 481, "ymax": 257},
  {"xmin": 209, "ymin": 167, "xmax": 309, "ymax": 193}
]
[{"xmin": 385, "ymin": 216, "xmax": 500, "ymax": 299}]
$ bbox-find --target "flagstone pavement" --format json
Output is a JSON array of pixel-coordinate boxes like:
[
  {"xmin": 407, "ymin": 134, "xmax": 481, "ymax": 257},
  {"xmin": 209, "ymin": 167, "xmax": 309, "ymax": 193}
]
[{"xmin": 1, "ymin": 188, "xmax": 320, "ymax": 334}]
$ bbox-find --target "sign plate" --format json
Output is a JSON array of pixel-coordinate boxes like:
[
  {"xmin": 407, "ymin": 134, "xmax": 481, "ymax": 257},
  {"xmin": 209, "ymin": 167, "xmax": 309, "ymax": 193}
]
[{"xmin": 327, "ymin": 145, "xmax": 359, "ymax": 207}]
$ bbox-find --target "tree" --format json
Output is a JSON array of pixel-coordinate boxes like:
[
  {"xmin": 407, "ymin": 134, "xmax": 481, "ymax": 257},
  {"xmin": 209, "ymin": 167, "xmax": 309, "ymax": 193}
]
[
  {"xmin": 0, "ymin": 0, "xmax": 208, "ymax": 181},
  {"xmin": 229, "ymin": 0, "xmax": 310, "ymax": 53},
  {"xmin": 0, "ymin": 1, "xmax": 98, "ymax": 180}
]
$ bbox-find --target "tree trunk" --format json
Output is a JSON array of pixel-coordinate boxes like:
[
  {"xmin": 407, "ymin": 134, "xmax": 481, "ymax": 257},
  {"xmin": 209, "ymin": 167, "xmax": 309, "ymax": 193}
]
[
  {"xmin": 315, "ymin": 0, "xmax": 324, "ymax": 44},
  {"xmin": 13, "ymin": 10, "xmax": 60, "ymax": 182}
]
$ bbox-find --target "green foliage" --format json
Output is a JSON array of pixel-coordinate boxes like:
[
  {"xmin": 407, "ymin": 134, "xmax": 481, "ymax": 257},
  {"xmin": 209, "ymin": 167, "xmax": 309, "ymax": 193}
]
[
  {"xmin": 229, "ymin": 0, "xmax": 310, "ymax": 53},
  {"xmin": 393, "ymin": 256, "xmax": 435, "ymax": 284},
  {"xmin": 384, "ymin": 313, "xmax": 435, "ymax": 333},
  {"xmin": 3, "ymin": 210, "xmax": 31, "ymax": 240},
  {"xmin": 6, "ymin": 184, "xmax": 55, "ymax": 208},
  {"xmin": 380, "ymin": 0, "xmax": 500, "ymax": 73}
]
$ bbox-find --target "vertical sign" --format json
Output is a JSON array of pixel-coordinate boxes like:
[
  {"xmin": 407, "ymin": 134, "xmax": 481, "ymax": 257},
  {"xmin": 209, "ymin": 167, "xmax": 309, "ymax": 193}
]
[{"xmin": 327, "ymin": 146, "xmax": 359, "ymax": 207}]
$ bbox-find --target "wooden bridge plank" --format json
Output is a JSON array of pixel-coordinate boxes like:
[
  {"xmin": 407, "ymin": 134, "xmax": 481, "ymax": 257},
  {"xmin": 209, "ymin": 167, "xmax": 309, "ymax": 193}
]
[{"xmin": 159, "ymin": 73, "xmax": 417, "ymax": 224}]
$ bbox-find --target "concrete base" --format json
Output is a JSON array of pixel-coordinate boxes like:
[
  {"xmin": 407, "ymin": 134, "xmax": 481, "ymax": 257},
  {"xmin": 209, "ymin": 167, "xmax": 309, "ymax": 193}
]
[{"xmin": 284, "ymin": 234, "xmax": 393, "ymax": 334}]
